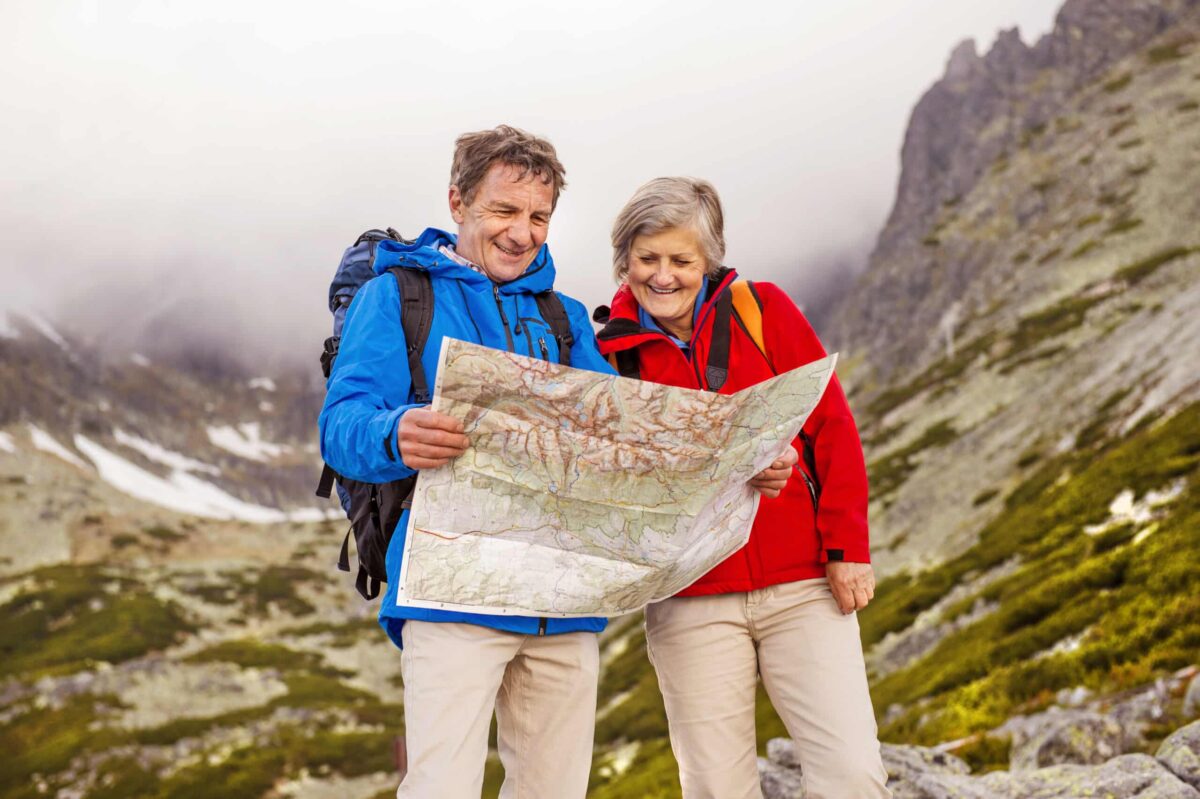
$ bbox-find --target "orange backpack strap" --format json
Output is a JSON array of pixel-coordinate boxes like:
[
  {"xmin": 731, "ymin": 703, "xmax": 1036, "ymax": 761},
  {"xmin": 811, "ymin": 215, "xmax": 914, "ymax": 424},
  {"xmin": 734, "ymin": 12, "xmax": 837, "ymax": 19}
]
[{"xmin": 729, "ymin": 281, "xmax": 769, "ymax": 364}]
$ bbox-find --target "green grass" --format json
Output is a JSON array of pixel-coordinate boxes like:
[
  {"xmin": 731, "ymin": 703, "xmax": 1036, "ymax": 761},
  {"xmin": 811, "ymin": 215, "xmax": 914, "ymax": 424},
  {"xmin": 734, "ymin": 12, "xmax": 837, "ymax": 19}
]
[
  {"xmin": 867, "ymin": 420, "xmax": 959, "ymax": 501},
  {"xmin": 1114, "ymin": 246, "xmax": 1193, "ymax": 286},
  {"xmin": 144, "ymin": 524, "xmax": 185, "ymax": 542},
  {"xmin": 1069, "ymin": 239, "xmax": 1099, "ymax": 258},
  {"xmin": 1036, "ymin": 246, "xmax": 1062, "ymax": 265},
  {"xmin": 1146, "ymin": 38, "xmax": 1192, "ymax": 64},
  {"xmin": 1002, "ymin": 294, "xmax": 1105, "ymax": 359},
  {"xmin": 1103, "ymin": 73, "xmax": 1133, "ymax": 93},
  {"xmin": 184, "ymin": 638, "xmax": 350, "ymax": 678},
  {"xmin": 861, "ymin": 403, "xmax": 1200, "ymax": 746},
  {"xmin": 1106, "ymin": 216, "xmax": 1143, "ymax": 236},
  {"xmin": 865, "ymin": 333, "xmax": 996, "ymax": 418},
  {"xmin": 0, "ymin": 694, "xmax": 130, "ymax": 796},
  {"xmin": 0, "ymin": 565, "xmax": 194, "ymax": 679}
]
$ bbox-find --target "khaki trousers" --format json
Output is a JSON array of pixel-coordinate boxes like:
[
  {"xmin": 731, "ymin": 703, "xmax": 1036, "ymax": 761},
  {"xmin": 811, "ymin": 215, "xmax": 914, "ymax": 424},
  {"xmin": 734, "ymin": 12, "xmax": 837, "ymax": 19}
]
[
  {"xmin": 645, "ymin": 578, "xmax": 891, "ymax": 799},
  {"xmin": 396, "ymin": 621, "xmax": 599, "ymax": 799}
]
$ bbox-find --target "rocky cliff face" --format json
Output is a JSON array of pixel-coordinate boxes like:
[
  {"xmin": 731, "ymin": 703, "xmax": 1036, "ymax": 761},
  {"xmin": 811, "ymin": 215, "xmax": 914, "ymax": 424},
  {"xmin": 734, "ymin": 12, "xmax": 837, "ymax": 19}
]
[{"xmin": 830, "ymin": 0, "xmax": 1199, "ymax": 379}]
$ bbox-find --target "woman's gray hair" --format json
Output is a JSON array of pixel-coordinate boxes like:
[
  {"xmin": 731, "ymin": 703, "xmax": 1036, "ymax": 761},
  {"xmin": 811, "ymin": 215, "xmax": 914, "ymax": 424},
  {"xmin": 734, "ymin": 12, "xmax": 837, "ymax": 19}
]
[{"xmin": 610, "ymin": 177, "xmax": 726, "ymax": 283}]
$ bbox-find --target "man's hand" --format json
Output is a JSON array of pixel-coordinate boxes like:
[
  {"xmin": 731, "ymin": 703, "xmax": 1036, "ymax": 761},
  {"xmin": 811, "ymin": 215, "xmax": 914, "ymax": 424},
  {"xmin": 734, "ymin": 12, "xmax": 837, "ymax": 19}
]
[
  {"xmin": 826, "ymin": 561, "xmax": 876, "ymax": 614},
  {"xmin": 398, "ymin": 407, "xmax": 470, "ymax": 469},
  {"xmin": 748, "ymin": 446, "xmax": 799, "ymax": 498}
]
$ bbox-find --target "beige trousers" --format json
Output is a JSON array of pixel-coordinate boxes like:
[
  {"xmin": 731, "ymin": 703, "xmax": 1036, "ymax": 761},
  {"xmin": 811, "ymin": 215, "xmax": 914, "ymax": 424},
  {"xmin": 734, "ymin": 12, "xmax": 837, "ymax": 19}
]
[
  {"xmin": 396, "ymin": 621, "xmax": 599, "ymax": 799},
  {"xmin": 645, "ymin": 578, "xmax": 891, "ymax": 799}
]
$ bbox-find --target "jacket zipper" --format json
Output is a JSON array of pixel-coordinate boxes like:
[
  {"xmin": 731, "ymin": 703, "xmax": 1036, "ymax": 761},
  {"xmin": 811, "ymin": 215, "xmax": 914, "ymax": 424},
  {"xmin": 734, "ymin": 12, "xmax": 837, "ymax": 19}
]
[
  {"xmin": 492, "ymin": 284, "xmax": 516, "ymax": 352},
  {"xmin": 538, "ymin": 337, "xmax": 550, "ymax": 361}
]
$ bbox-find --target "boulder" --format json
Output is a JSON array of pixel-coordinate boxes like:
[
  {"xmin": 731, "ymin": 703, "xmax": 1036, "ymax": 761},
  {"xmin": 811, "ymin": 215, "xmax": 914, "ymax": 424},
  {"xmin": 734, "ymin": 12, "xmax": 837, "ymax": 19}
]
[
  {"xmin": 976, "ymin": 753, "xmax": 1200, "ymax": 799},
  {"xmin": 1184, "ymin": 674, "xmax": 1200, "ymax": 719},
  {"xmin": 881, "ymin": 742, "xmax": 972, "ymax": 781},
  {"xmin": 1008, "ymin": 709, "xmax": 1124, "ymax": 770},
  {"xmin": 766, "ymin": 738, "xmax": 805, "ymax": 771},
  {"xmin": 1158, "ymin": 721, "xmax": 1200, "ymax": 789},
  {"xmin": 759, "ymin": 756, "xmax": 806, "ymax": 799}
]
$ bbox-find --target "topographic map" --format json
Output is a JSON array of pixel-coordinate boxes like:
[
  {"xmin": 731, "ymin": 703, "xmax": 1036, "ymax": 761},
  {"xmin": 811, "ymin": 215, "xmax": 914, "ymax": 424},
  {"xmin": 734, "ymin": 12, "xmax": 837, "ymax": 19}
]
[{"xmin": 395, "ymin": 338, "xmax": 837, "ymax": 618}]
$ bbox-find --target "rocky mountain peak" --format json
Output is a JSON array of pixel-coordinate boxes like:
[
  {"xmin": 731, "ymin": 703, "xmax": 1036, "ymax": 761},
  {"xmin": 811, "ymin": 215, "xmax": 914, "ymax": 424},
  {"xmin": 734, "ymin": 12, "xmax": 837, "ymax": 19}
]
[{"xmin": 830, "ymin": 0, "xmax": 1199, "ymax": 381}]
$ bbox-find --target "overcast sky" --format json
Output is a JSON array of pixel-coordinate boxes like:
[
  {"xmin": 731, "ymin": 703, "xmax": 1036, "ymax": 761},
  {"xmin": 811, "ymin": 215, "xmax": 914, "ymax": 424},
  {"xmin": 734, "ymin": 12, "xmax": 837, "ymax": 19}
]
[{"xmin": 0, "ymin": 0, "xmax": 1061, "ymax": 365}]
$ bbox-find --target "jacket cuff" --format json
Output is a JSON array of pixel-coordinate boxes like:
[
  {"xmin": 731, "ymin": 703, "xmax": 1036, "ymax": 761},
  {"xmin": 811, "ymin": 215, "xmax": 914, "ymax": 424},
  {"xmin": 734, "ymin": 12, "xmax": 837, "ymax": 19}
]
[
  {"xmin": 375, "ymin": 404, "xmax": 421, "ymax": 475},
  {"xmin": 819, "ymin": 541, "xmax": 872, "ymax": 564}
]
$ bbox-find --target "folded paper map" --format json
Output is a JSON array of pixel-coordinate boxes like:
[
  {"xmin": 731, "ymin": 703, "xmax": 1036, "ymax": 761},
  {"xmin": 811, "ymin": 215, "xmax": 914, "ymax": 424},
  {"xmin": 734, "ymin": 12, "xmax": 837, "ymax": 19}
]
[{"xmin": 396, "ymin": 338, "xmax": 836, "ymax": 618}]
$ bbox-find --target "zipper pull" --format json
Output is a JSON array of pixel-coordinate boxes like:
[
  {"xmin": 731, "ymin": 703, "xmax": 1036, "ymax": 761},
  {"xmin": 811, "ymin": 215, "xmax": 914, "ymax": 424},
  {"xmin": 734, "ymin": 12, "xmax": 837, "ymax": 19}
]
[
  {"xmin": 492, "ymin": 284, "xmax": 511, "ymax": 329},
  {"xmin": 538, "ymin": 337, "xmax": 549, "ymax": 361}
]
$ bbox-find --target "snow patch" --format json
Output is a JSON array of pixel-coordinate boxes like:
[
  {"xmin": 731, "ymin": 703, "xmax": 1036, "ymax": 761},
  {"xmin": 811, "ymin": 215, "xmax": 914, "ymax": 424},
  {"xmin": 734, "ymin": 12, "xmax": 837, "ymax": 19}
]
[
  {"xmin": 131, "ymin": 353, "xmax": 151, "ymax": 367},
  {"xmin": 206, "ymin": 422, "xmax": 289, "ymax": 461},
  {"xmin": 248, "ymin": 377, "xmax": 277, "ymax": 392},
  {"xmin": 74, "ymin": 435, "xmax": 333, "ymax": 523},
  {"xmin": 1034, "ymin": 628, "xmax": 1090, "ymax": 660},
  {"xmin": 26, "ymin": 314, "xmax": 70, "ymax": 351},
  {"xmin": 0, "ymin": 432, "xmax": 16, "ymax": 454},
  {"xmin": 1084, "ymin": 481, "xmax": 1186, "ymax": 536},
  {"xmin": 113, "ymin": 428, "xmax": 221, "ymax": 475},
  {"xmin": 258, "ymin": 400, "xmax": 275, "ymax": 413},
  {"xmin": 28, "ymin": 425, "xmax": 89, "ymax": 469},
  {"xmin": 597, "ymin": 740, "xmax": 641, "ymax": 779}
]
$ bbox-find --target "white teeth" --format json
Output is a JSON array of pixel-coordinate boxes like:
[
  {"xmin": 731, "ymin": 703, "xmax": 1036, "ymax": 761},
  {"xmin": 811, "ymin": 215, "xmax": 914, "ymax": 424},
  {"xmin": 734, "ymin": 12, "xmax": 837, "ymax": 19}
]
[{"xmin": 649, "ymin": 287, "xmax": 678, "ymax": 294}]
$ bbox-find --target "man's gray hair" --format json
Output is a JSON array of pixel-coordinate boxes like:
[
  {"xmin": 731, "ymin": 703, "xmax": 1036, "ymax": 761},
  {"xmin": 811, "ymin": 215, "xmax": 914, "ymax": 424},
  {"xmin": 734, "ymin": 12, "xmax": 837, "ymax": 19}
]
[
  {"xmin": 450, "ymin": 125, "xmax": 567, "ymax": 210},
  {"xmin": 610, "ymin": 177, "xmax": 726, "ymax": 283}
]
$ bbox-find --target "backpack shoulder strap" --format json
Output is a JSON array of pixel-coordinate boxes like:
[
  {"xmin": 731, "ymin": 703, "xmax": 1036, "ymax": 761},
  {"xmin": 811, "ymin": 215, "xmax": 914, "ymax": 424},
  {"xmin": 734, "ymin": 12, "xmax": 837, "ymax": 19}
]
[
  {"xmin": 608, "ymin": 350, "xmax": 640, "ymax": 379},
  {"xmin": 534, "ymin": 291, "xmax": 574, "ymax": 367},
  {"xmin": 729, "ymin": 281, "xmax": 768, "ymax": 362},
  {"xmin": 387, "ymin": 267, "xmax": 435, "ymax": 404}
]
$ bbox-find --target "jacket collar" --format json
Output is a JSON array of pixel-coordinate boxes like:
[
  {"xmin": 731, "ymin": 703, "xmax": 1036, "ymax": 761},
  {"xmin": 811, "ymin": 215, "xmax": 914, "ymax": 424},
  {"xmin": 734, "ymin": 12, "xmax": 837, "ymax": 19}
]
[
  {"xmin": 373, "ymin": 227, "xmax": 558, "ymax": 295},
  {"xmin": 597, "ymin": 265, "xmax": 738, "ymax": 347}
]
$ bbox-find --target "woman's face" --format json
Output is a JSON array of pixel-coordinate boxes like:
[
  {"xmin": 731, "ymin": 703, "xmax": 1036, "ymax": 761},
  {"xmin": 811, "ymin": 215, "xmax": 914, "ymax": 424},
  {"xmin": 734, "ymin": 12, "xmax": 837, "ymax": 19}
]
[{"xmin": 627, "ymin": 226, "xmax": 708, "ymax": 341}]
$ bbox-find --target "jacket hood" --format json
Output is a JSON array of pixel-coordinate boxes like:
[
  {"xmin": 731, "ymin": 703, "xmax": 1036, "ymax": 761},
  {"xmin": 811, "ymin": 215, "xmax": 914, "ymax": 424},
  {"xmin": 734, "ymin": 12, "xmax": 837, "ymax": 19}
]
[
  {"xmin": 596, "ymin": 265, "xmax": 738, "ymax": 347},
  {"xmin": 373, "ymin": 227, "xmax": 559, "ymax": 295}
]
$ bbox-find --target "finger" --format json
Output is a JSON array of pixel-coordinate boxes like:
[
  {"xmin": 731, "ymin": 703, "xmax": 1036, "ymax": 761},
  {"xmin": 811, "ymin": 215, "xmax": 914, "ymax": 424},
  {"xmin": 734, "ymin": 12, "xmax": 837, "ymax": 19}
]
[
  {"xmin": 405, "ymin": 455, "xmax": 453, "ymax": 469},
  {"xmin": 412, "ymin": 410, "xmax": 465, "ymax": 433},
  {"xmin": 409, "ymin": 428, "xmax": 470, "ymax": 450},
  {"xmin": 830, "ymin": 581, "xmax": 855, "ymax": 614},
  {"xmin": 853, "ymin": 587, "xmax": 872, "ymax": 611},
  {"xmin": 405, "ymin": 441, "xmax": 469, "ymax": 459}
]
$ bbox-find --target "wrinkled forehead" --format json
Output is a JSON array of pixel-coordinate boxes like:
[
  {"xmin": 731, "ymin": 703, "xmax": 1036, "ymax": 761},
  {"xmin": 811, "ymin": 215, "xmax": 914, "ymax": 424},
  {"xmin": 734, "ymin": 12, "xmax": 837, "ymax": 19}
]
[{"xmin": 477, "ymin": 162, "xmax": 555, "ymax": 208}]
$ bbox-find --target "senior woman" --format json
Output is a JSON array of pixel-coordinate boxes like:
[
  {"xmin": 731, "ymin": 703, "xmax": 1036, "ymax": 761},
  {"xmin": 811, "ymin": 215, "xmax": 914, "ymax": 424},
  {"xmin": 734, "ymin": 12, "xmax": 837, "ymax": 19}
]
[{"xmin": 594, "ymin": 177, "xmax": 890, "ymax": 799}]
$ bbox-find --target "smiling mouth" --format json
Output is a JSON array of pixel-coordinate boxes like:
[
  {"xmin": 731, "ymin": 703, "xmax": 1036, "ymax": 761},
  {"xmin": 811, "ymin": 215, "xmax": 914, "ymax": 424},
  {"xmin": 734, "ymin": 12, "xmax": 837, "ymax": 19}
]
[
  {"xmin": 496, "ymin": 243, "xmax": 525, "ymax": 258},
  {"xmin": 648, "ymin": 286, "xmax": 679, "ymax": 295}
]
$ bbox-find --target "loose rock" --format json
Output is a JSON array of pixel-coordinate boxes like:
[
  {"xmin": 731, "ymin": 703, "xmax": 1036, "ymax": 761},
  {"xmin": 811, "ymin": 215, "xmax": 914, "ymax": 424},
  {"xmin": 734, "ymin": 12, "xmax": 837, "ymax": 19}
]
[
  {"xmin": 1006, "ymin": 709, "xmax": 1124, "ymax": 770},
  {"xmin": 1158, "ymin": 721, "xmax": 1200, "ymax": 789}
]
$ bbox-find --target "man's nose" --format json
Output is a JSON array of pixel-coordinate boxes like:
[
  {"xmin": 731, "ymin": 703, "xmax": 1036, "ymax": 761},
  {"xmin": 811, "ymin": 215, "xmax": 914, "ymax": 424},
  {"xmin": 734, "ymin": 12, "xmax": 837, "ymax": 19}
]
[{"xmin": 507, "ymin": 216, "xmax": 532, "ymax": 246}]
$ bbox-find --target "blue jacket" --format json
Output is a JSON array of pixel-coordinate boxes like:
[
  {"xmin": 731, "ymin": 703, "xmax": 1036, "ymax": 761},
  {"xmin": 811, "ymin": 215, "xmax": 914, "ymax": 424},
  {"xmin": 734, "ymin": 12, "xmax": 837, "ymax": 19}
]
[{"xmin": 319, "ymin": 227, "xmax": 612, "ymax": 648}]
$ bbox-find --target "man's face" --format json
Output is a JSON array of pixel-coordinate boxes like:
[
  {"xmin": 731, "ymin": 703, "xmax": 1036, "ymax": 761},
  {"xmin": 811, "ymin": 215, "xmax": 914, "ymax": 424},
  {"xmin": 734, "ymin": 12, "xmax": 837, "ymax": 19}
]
[{"xmin": 449, "ymin": 162, "xmax": 555, "ymax": 282}]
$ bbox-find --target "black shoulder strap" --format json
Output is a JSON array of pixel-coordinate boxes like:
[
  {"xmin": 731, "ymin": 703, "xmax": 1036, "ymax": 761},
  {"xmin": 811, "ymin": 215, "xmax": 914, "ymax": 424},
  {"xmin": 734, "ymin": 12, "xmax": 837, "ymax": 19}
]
[
  {"xmin": 534, "ymin": 291, "xmax": 574, "ymax": 366},
  {"xmin": 387, "ymin": 267, "xmax": 435, "ymax": 404},
  {"xmin": 704, "ymin": 288, "xmax": 734, "ymax": 391},
  {"xmin": 613, "ymin": 349, "xmax": 639, "ymax": 379}
]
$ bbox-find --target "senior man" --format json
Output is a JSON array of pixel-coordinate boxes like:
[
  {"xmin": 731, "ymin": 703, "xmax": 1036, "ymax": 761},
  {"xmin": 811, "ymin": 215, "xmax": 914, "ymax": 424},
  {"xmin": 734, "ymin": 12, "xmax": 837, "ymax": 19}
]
[
  {"xmin": 320, "ymin": 125, "xmax": 797, "ymax": 798},
  {"xmin": 319, "ymin": 125, "xmax": 618, "ymax": 798}
]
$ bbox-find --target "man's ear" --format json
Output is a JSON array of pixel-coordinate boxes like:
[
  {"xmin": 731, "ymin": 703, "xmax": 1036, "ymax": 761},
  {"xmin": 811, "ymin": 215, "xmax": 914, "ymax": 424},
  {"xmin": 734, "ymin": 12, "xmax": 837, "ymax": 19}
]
[{"xmin": 448, "ymin": 185, "xmax": 466, "ymax": 224}]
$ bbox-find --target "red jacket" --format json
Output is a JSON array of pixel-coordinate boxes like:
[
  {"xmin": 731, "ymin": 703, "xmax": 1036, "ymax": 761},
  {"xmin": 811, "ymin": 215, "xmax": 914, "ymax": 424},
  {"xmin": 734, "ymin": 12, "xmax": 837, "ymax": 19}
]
[{"xmin": 595, "ymin": 267, "xmax": 871, "ymax": 596}]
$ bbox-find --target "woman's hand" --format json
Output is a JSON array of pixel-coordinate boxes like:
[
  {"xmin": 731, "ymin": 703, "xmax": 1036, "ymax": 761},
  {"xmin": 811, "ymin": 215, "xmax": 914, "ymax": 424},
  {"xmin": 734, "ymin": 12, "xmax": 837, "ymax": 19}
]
[
  {"xmin": 398, "ymin": 407, "xmax": 470, "ymax": 469},
  {"xmin": 748, "ymin": 447, "xmax": 799, "ymax": 498},
  {"xmin": 827, "ymin": 561, "xmax": 876, "ymax": 614}
]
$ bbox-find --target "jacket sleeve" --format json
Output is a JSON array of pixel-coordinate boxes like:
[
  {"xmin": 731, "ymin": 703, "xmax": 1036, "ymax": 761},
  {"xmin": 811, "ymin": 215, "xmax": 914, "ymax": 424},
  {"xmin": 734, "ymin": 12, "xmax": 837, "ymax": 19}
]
[
  {"xmin": 561, "ymin": 294, "xmax": 618, "ymax": 377},
  {"xmin": 318, "ymin": 273, "xmax": 422, "ymax": 483},
  {"xmin": 756, "ymin": 282, "xmax": 871, "ymax": 564}
]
